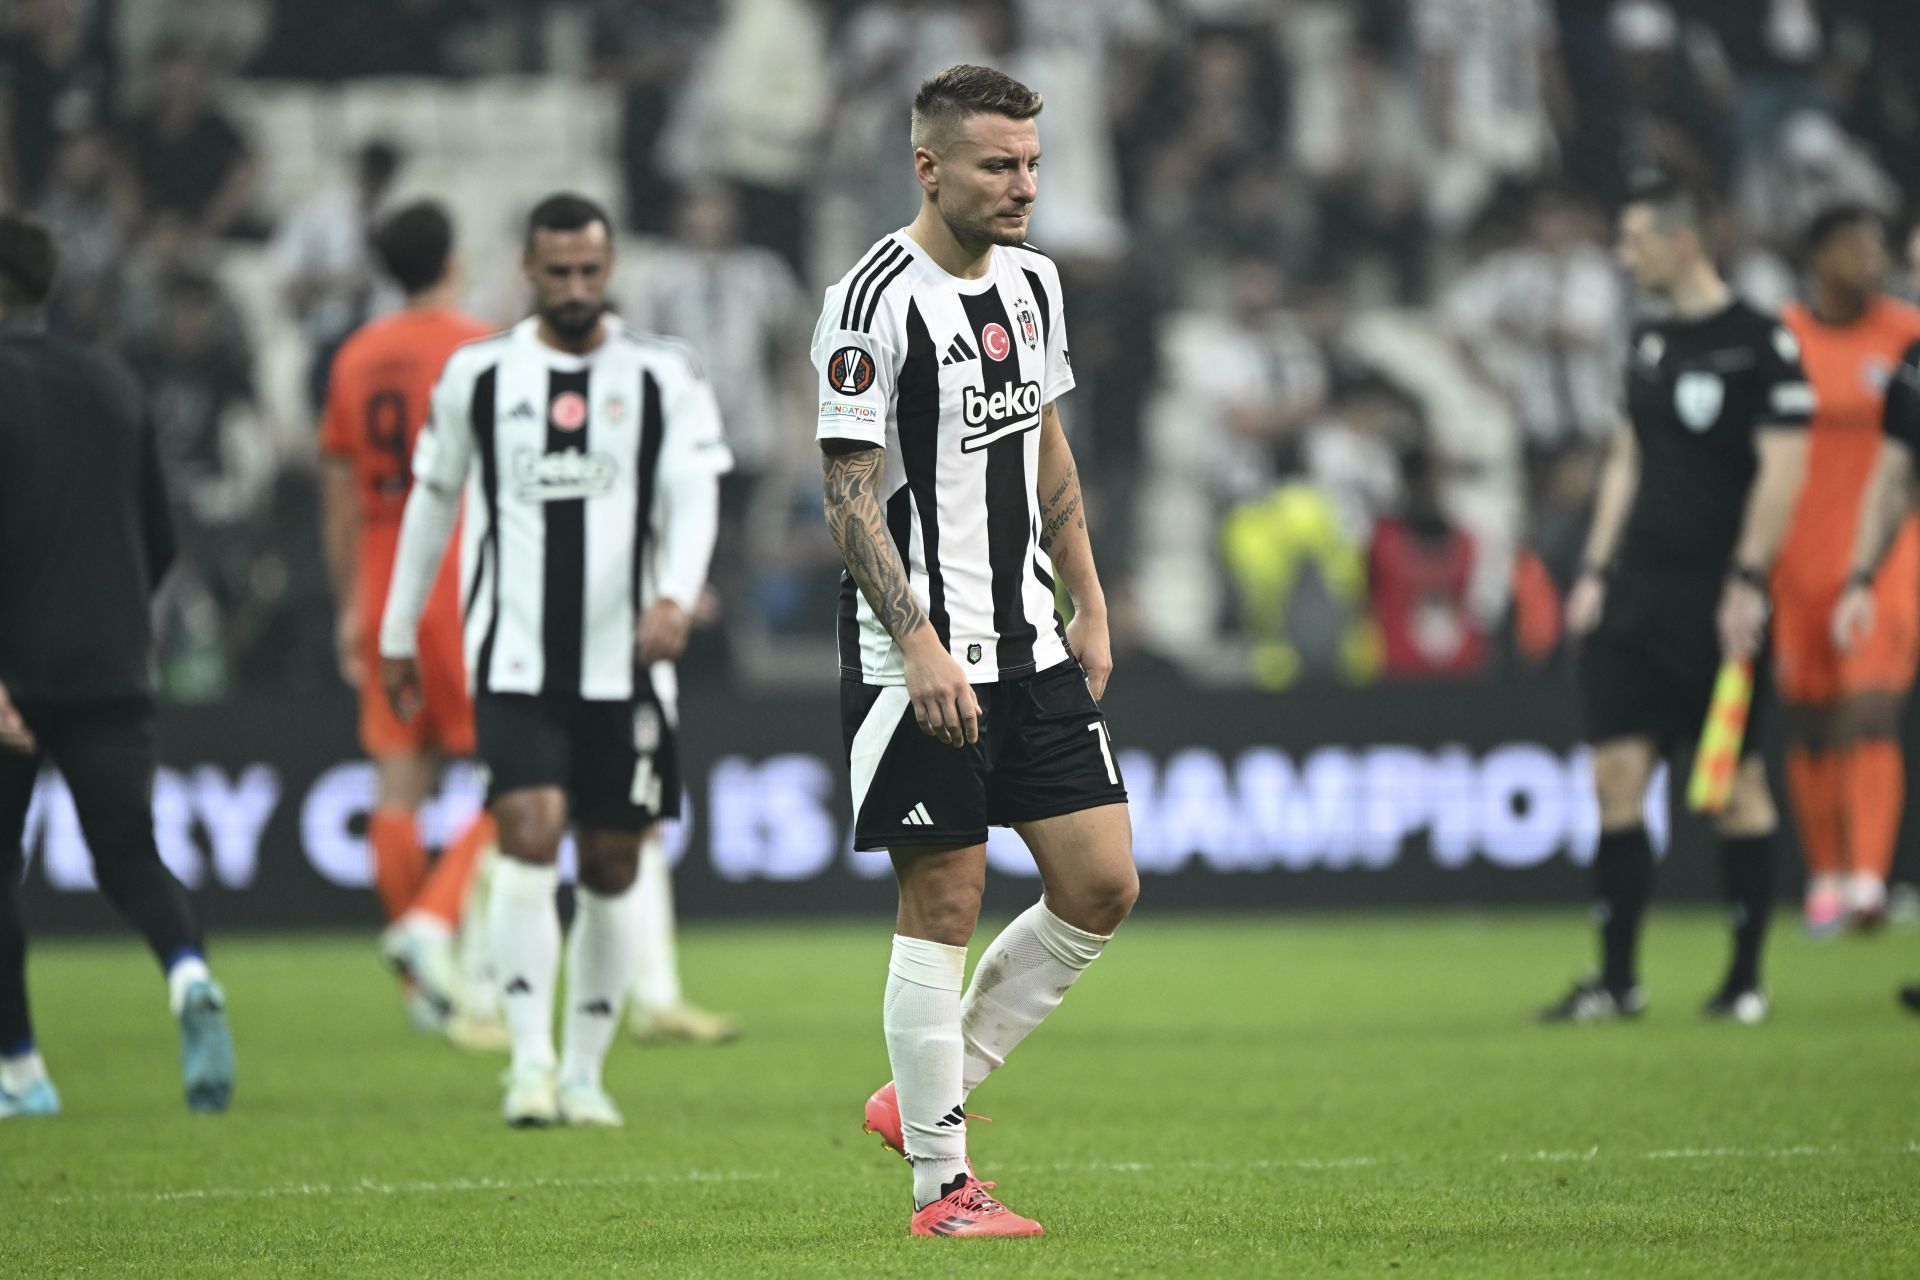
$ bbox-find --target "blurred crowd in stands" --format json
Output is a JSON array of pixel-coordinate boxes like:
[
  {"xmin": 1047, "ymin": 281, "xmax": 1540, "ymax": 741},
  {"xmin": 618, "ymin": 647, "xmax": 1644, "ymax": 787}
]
[{"xmin": 6, "ymin": 0, "xmax": 1920, "ymax": 697}]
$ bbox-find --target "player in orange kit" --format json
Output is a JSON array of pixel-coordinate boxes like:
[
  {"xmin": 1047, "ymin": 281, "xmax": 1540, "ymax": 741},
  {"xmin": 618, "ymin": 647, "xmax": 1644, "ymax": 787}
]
[
  {"xmin": 1772, "ymin": 205, "xmax": 1920, "ymax": 935},
  {"xmin": 320, "ymin": 199, "xmax": 501, "ymax": 1040}
]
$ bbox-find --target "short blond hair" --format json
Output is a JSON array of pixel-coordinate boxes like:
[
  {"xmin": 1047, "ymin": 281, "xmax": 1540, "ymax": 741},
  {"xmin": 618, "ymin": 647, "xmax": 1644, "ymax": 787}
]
[{"xmin": 910, "ymin": 64, "xmax": 1043, "ymax": 152}]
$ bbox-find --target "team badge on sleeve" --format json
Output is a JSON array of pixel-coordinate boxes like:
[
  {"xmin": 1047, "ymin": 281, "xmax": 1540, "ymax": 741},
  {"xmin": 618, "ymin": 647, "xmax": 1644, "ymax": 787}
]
[{"xmin": 828, "ymin": 346, "xmax": 876, "ymax": 396}]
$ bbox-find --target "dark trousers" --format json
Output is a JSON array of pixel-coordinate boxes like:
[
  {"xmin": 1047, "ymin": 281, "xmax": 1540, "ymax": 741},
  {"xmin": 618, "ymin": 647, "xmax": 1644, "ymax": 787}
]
[{"xmin": 0, "ymin": 698, "xmax": 203, "ymax": 1054}]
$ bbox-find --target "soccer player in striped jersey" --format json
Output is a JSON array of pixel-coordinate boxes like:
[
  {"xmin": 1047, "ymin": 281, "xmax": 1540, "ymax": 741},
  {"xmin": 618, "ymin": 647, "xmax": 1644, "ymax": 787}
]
[
  {"xmin": 816, "ymin": 65, "xmax": 1137, "ymax": 1238},
  {"xmin": 380, "ymin": 194, "xmax": 732, "ymax": 1127},
  {"xmin": 318, "ymin": 200, "xmax": 502, "ymax": 1046}
]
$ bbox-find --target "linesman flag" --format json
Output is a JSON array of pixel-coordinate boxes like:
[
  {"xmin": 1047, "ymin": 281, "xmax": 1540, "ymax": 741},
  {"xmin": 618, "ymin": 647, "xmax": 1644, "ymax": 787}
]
[{"xmin": 1687, "ymin": 658, "xmax": 1754, "ymax": 814}]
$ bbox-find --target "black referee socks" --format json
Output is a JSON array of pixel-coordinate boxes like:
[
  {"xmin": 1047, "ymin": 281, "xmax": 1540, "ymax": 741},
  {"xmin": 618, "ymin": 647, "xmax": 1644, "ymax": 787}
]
[
  {"xmin": 1716, "ymin": 834, "xmax": 1776, "ymax": 992},
  {"xmin": 1594, "ymin": 827, "xmax": 1655, "ymax": 994}
]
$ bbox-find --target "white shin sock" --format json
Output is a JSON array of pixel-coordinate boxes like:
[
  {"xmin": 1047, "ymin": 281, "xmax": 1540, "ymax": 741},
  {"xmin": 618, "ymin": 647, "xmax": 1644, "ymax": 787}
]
[
  {"xmin": 560, "ymin": 883, "xmax": 641, "ymax": 1088},
  {"xmin": 960, "ymin": 901, "xmax": 1109, "ymax": 1095},
  {"xmin": 489, "ymin": 857, "xmax": 560, "ymax": 1074},
  {"xmin": 628, "ymin": 834, "xmax": 683, "ymax": 1013},
  {"xmin": 884, "ymin": 934, "xmax": 969, "ymax": 1207}
]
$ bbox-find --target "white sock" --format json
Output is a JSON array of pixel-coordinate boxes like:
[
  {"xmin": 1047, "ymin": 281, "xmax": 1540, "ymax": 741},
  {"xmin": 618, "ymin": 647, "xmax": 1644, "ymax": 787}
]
[
  {"xmin": 457, "ymin": 846, "xmax": 500, "ymax": 1019},
  {"xmin": 1, "ymin": 1049, "xmax": 46, "ymax": 1093},
  {"xmin": 885, "ymin": 934, "xmax": 970, "ymax": 1208},
  {"xmin": 1844, "ymin": 872, "xmax": 1886, "ymax": 912},
  {"xmin": 961, "ymin": 901, "xmax": 1110, "ymax": 1095},
  {"xmin": 489, "ymin": 857, "xmax": 561, "ymax": 1073},
  {"xmin": 396, "ymin": 909, "xmax": 452, "ymax": 943},
  {"xmin": 629, "ymin": 833, "xmax": 683, "ymax": 1013},
  {"xmin": 165, "ymin": 955, "xmax": 213, "ymax": 1016},
  {"xmin": 560, "ymin": 883, "xmax": 641, "ymax": 1088}
]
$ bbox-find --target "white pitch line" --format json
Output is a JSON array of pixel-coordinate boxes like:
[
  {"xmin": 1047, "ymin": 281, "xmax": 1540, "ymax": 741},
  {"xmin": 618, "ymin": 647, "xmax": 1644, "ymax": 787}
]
[
  {"xmin": 46, "ymin": 1168, "xmax": 767, "ymax": 1207},
  {"xmin": 37, "ymin": 1143, "xmax": 1917, "ymax": 1207}
]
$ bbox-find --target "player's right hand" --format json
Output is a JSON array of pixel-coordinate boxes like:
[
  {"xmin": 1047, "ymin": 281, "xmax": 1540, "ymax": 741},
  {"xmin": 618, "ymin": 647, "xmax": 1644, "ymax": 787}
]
[
  {"xmin": 0, "ymin": 679, "xmax": 36, "ymax": 755},
  {"xmin": 902, "ymin": 630, "xmax": 979, "ymax": 749},
  {"xmin": 1832, "ymin": 583, "xmax": 1876, "ymax": 654},
  {"xmin": 1565, "ymin": 571, "xmax": 1607, "ymax": 637},
  {"xmin": 381, "ymin": 656, "xmax": 423, "ymax": 723},
  {"xmin": 335, "ymin": 612, "xmax": 364, "ymax": 687}
]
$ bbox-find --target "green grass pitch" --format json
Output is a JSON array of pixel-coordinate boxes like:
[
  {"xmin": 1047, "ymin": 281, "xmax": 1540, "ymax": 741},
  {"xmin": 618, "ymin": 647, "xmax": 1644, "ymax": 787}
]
[{"xmin": 3, "ymin": 911, "xmax": 1916, "ymax": 1277}]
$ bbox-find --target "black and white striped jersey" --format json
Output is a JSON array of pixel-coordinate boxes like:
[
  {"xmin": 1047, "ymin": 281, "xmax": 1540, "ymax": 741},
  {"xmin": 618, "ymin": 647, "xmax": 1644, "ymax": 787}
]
[
  {"xmin": 398, "ymin": 315, "xmax": 732, "ymax": 700},
  {"xmin": 813, "ymin": 230, "xmax": 1075, "ymax": 685}
]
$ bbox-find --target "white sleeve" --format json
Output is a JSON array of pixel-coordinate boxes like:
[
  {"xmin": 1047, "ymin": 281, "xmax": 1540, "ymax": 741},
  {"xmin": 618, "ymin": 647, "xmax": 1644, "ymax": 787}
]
[
  {"xmin": 1041, "ymin": 267, "xmax": 1075, "ymax": 406},
  {"xmin": 377, "ymin": 360, "xmax": 473, "ymax": 657},
  {"xmin": 648, "ymin": 350, "xmax": 730, "ymax": 611},
  {"xmin": 410, "ymin": 359, "xmax": 476, "ymax": 491},
  {"xmin": 657, "ymin": 348, "xmax": 734, "ymax": 483},
  {"xmin": 812, "ymin": 287, "xmax": 896, "ymax": 447},
  {"xmin": 652, "ymin": 468, "xmax": 720, "ymax": 611}
]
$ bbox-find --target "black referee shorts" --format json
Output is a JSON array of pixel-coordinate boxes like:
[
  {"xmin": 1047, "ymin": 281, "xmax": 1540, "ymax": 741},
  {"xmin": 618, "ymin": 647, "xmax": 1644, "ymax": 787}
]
[
  {"xmin": 840, "ymin": 658, "xmax": 1128, "ymax": 852},
  {"xmin": 474, "ymin": 677, "xmax": 681, "ymax": 833},
  {"xmin": 1578, "ymin": 569, "xmax": 1774, "ymax": 756}
]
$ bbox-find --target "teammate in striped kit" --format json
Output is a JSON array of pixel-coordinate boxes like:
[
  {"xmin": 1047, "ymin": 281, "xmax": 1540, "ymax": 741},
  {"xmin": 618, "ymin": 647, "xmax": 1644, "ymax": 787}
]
[
  {"xmin": 380, "ymin": 194, "xmax": 731, "ymax": 1127},
  {"xmin": 816, "ymin": 65, "xmax": 1137, "ymax": 1238}
]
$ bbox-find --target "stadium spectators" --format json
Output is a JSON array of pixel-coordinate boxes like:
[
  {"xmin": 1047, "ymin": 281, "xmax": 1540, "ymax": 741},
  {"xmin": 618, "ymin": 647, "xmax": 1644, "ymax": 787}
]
[
  {"xmin": 589, "ymin": 0, "xmax": 719, "ymax": 237},
  {"xmin": 6, "ymin": 1, "xmax": 1920, "ymax": 692},
  {"xmin": 33, "ymin": 127, "xmax": 125, "ymax": 343},
  {"xmin": 271, "ymin": 139, "xmax": 405, "ymax": 413},
  {"xmin": 0, "ymin": 0, "xmax": 116, "ymax": 210},
  {"xmin": 654, "ymin": 0, "xmax": 830, "ymax": 273},
  {"xmin": 1442, "ymin": 186, "xmax": 1623, "ymax": 511},
  {"xmin": 1369, "ymin": 445, "xmax": 1489, "ymax": 678},
  {"xmin": 127, "ymin": 271, "xmax": 271, "ymax": 698}
]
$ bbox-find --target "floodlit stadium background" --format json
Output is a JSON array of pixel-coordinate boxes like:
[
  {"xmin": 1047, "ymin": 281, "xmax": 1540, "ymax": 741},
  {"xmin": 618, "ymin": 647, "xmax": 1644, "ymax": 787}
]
[{"xmin": 12, "ymin": 0, "xmax": 1920, "ymax": 923}]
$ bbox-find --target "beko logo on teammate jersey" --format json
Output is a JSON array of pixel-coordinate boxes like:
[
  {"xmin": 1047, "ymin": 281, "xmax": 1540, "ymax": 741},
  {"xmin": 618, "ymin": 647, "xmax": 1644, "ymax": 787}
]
[
  {"xmin": 511, "ymin": 448, "xmax": 617, "ymax": 500},
  {"xmin": 960, "ymin": 381, "xmax": 1041, "ymax": 452}
]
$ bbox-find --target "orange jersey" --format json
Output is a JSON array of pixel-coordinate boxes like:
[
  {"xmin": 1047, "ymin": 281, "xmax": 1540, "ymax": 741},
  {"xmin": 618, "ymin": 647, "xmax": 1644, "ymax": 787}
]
[
  {"xmin": 1775, "ymin": 297, "xmax": 1920, "ymax": 596},
  {"xmin": 320, "ymin": 308, "xmax": 495, "ymax": 639}
]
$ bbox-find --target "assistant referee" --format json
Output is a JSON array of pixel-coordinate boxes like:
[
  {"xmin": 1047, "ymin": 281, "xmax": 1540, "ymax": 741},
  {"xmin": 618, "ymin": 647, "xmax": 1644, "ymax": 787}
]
[
  {"xmin": 0, "ymin": 214, "xmax": 234, "ymax": 1117},
  {"xmin": 1545, "ymin": 180, "xmax": 1812, "ymax": 1027}
]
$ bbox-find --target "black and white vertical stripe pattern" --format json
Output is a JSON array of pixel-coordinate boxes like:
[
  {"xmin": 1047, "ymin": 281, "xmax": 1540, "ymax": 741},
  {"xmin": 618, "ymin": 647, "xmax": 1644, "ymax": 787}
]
[
  {"xmin": 422, "ymin": 317, "xmax": 728, "ymax": 700},
  {"xmin": 812, "ymin": 232, "xmax": 1077, "ymax": 686}
]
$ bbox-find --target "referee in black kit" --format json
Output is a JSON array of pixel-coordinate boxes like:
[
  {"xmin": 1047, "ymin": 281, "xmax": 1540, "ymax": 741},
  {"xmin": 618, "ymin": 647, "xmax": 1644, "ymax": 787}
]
[
  {"xmin": 0, "ymin": 214, "xmax": 234, "ymax": 1117},
  {"xmin": 1543, "ymin": 179, "xmax": 1811, "ymax": 1027}
]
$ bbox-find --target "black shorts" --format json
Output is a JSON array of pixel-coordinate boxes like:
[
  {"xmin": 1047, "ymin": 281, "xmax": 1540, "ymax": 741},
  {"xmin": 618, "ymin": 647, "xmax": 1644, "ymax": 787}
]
[
  {"xmin": 840, "ymin": 658, "xmax": 1128, "ymax": 852},
  {"xmin": 1578, "ymin": 570, "xmax": 1774, "ymax": 756},
  {"xmin": 0, "ymin": 697, "xmax": 159, "ymax": 881},
  {"xmin": 474, "ymin": 682, "xmax": 681, "ymax": 832}
]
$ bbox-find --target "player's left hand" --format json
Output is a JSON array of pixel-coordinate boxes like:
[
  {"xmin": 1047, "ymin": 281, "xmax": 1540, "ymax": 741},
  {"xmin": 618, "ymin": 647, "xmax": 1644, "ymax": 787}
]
[
  {"xmin": 0, "ymin": 679, "xmax": 36, "ymax": 754},
  {"xmin": 636, "ymin": 599, "xmax": 692, "ymax": 665},
  {"xmin": 1716, "ymin": 577, "xmax": 1769, "ymax": 661},
  {"xmin": 1067, "ymin": 607, "xmax": 1113, "ymax": 701},
  {"xmin": 381, "ymin": 656, "xmax": 422, "ymax": 723},
  {"xmin": 1832, "ymin": 582, "xmax": 1876, "ymax": 654},
  {"xmin": 334, "ymin": 611, "xmax": 364, "ymax": 687}
]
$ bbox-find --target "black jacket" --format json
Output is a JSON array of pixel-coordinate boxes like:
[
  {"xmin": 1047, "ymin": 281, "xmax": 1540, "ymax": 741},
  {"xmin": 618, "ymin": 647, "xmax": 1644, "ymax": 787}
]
[{"xmin": 0, "ymin": 320, "xmax": 175, "ymax": 702}]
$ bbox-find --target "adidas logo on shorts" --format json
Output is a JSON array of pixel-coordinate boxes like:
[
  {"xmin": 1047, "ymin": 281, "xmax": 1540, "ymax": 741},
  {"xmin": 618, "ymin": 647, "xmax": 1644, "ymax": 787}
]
[{"xmin": 901, "ymin": 802, "xmax": 935, "ymax": 827}]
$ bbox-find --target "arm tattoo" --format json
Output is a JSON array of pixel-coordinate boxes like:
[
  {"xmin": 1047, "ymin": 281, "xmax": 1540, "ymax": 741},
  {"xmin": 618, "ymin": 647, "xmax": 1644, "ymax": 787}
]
[
  {"xmin": 1038, "ymin": 462, "xmax": 1085, "ymax": 552},
  {"xmin": 821, "ymin": 447, "xmax": 928, "ymax": 641}
]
